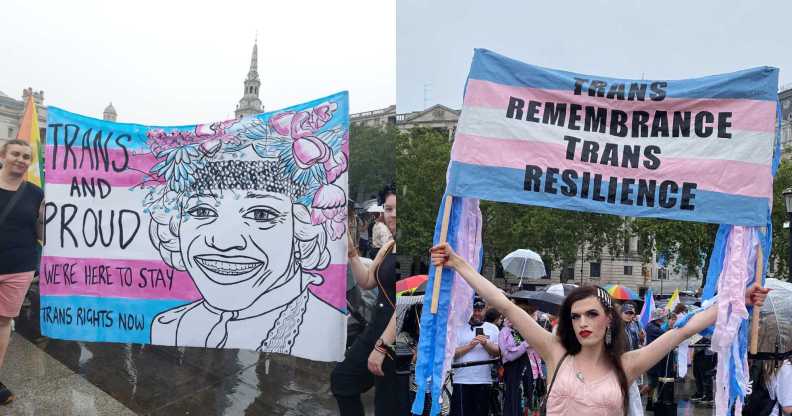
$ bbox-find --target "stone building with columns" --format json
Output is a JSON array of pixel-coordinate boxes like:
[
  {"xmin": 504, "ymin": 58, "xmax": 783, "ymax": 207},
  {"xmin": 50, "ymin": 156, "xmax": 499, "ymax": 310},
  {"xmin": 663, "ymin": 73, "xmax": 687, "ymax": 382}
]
[
  {"xmin": 781, "ymin": 85, "xmax": 792, "ymax": 156},
  {"xmin": 0, "ymin": 88, "xmax": 47, "ymax": 142}
]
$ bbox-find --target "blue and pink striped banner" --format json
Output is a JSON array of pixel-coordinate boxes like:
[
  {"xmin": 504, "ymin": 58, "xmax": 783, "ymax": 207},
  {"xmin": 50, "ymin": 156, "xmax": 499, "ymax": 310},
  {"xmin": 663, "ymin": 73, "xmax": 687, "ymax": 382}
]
[
  {"xmin": 40, "ymin": 93, "xmax": 350, "ymax": 362},
  {"xmin": 448, "ymin": 49, "xmax": 778, "ymax": 226},
  {"xmin": 413, "ymin": 50, "xmax": 780, "ymax": 415}
]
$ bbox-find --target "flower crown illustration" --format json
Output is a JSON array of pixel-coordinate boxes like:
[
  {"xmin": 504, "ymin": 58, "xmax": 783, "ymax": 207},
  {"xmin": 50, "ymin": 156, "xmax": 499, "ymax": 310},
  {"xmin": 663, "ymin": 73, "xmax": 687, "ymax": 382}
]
[{"xmin": 142, "ymin": 101, "xmax": 349, "ymax": 240}]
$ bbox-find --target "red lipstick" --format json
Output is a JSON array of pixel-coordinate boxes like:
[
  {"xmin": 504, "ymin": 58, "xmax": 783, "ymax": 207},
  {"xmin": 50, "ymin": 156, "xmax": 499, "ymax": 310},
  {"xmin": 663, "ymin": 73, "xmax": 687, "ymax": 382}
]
[{"xmin": 579, "ymin": 330, "xmax": 592, "ymax": 338}]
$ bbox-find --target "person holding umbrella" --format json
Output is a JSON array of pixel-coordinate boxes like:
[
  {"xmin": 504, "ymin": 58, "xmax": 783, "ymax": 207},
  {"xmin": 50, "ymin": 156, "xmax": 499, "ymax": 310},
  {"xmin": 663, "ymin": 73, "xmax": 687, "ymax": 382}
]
[{"xmin": 429, "ymin": 243, "xmax": 769, "ymax": 416}]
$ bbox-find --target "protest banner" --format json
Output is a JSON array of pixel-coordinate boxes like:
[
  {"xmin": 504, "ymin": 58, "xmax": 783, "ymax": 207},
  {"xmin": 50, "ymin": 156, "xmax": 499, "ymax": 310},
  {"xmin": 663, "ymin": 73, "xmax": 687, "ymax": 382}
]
[
  {"xmin": 412, "ymin": 49, "xmax": 779, "ymax": 416},
  {"xmin": 448, "ymin": 49, "xmax": 777, "ymax": 226},
  {"xmin": 40, "ymin": 92, "xmax": 349, "ymax": 362}
]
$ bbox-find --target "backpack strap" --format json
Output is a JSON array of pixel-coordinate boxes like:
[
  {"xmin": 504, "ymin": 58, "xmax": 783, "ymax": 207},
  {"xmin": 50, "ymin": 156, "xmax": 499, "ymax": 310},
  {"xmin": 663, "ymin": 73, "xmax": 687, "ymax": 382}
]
[
  {"xmin": 540, "ymin": 352, "xmax": 569, "ymax": 415},
  {"xmin": 0, "ymin": 181, "xmax": 27, "ymax": 228}
]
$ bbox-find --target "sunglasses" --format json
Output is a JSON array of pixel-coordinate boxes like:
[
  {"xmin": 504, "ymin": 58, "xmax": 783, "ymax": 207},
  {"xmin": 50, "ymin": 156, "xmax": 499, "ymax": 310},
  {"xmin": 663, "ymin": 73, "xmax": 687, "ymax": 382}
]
[{"xmin": 623, "ymin": 311, "xmax": 635, "ymax": 315}]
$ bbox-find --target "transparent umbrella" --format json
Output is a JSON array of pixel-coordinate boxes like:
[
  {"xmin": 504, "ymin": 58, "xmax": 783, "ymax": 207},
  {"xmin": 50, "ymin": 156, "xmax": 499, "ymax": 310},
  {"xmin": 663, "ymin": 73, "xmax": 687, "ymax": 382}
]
[
  {"xmin": 544, "ymin": 283, "xmax": 578, "ymax": 298},
  {"xmin": 501, "ymin": 249, "xmax": 545, "ymax": 288},
  {"xmin": 755, "ymin": 278, "xmax": 792, "ymax": 359}
]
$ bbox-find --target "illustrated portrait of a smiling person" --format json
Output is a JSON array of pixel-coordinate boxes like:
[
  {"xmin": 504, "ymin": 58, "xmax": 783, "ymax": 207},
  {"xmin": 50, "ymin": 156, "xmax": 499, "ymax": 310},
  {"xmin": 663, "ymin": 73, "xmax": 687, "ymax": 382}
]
[{"xmin": 143, "ymin": 102, "xmax": 348, "ymax": 360}]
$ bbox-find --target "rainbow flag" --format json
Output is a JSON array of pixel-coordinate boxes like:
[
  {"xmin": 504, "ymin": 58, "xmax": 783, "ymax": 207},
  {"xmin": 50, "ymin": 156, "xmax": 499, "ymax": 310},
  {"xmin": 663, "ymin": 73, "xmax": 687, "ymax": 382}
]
[
  {"xmin": 16, "ymin": 95, "xmax": 44, "ymax": 187},
  {"xmin": 638, "ymin": 288, "xmax": 655, "ymax": 329},
  {"xmin": 446, "ymin": 49, "xmax": 777, "ymax": 226}
]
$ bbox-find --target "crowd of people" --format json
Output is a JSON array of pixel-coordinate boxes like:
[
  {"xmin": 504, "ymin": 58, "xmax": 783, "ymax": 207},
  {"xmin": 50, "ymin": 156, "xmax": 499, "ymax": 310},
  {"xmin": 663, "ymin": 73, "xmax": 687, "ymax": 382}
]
[
  {"xmin": 446, "ymin": 296, "xmax": 704, "ymax": 416},
  {"xmin": 428, "ymin": 242, "xmax": 774, "ymax": 416},
  {"xmin": 333, "ymin": 207, "xmax": 785, "ymax": 416}
]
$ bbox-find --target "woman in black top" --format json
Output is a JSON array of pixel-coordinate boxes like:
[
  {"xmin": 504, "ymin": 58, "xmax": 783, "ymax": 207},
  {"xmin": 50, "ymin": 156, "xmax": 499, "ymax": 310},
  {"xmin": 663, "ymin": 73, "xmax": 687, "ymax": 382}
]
[
  {"xmin": 332, "ymin": 188, "xmax": 408, "ymax": 415},
  {"xmin": 0, "ymin": 139, "xmax": 44, "ymax": 405}
]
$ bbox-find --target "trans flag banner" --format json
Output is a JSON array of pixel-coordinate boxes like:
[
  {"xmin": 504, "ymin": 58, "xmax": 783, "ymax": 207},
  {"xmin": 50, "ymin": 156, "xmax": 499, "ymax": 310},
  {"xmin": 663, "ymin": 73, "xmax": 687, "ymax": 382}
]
[
  {"xmin": 412, "ymin": 50, "xmax": 780, "ymax": 416},
  {"xmin": 447, "ymin": 49, "xmax": 778, "ymax": 226},
  {"xmin": 39, "ymin": 92, "xmax": 349, "ymax": 362}
]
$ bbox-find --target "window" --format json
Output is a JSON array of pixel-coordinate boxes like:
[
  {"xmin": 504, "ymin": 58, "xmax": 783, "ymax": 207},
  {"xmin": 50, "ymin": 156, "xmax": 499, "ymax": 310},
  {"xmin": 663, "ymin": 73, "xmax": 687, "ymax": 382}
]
[
  {"xmin": 560, "ymin": 267, "xmax": 574, "ymax": 282},
  {"xmin": 658, "ymin": 268, "xmax": 668, "ymax": 280},
  {"xmin": 590, "ymin": 262, "xmax": 601, "ymax": 279},
  {"xmin": 624, "ymin": 265, "xmax": 633, "ymax": 275}
]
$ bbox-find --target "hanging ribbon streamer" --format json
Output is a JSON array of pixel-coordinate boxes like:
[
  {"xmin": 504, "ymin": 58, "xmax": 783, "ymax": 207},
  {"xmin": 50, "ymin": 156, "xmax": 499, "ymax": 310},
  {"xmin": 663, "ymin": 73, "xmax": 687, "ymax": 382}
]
[{"xmin": 411, "ymin": 196, "xmax": 482, "ymax": 416}]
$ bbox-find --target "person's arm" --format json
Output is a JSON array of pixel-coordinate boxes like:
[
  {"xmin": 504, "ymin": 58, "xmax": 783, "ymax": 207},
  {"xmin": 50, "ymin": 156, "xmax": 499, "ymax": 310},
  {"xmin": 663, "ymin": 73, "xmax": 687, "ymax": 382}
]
[
  {"xmin": 499, "ymin": 327, "xmax": 527, "ymax": 363},
  {"xmin": 455, "ymin": 339, "xmax": 480, "ymax": 359},
  {"xmin": 430, "ymin": 243, "xmax": 564, "ymax": 367},
  {"xmin": 351, "ymin": 237, "xmax": 395, "ymax": 290},
  {"xmin": 348, "ymin": 233, "xmax": 375, "ymax": 289},
  {"xmin": 479, "ymin": 335, "xmax": 500, "ymax": 357},
  {"xmin": 368, "ymin": 311, "xmax": 397, "ymax": 377},
  {"xmin": 622, "ymin": 286, "xmax": 769, "ymax": 382}
]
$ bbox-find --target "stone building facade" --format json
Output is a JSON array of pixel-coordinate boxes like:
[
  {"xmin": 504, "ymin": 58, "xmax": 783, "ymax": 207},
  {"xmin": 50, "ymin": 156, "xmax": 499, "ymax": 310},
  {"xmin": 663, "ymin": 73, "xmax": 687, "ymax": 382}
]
[
  {"xmin": 350, "ymin": 105, "xmax": 396, "ymax": 128},
  {"xmin": 781, "ymin": 85, "xmax": 792, "ymax": 155},
  {"xmin": 0, "ymin": 88, "xmax": 47, "ymax": 142}
]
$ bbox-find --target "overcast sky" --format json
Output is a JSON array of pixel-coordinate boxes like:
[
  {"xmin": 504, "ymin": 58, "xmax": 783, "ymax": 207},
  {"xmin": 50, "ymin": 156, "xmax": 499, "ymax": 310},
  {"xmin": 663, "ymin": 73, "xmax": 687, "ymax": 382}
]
[
  {"xmin": 1, "ymin": 0, "xmax": 394, "ymax": 125},
  {"xmin": 397, "ymin": 0, "xmax": 792, "ymax": 113}
]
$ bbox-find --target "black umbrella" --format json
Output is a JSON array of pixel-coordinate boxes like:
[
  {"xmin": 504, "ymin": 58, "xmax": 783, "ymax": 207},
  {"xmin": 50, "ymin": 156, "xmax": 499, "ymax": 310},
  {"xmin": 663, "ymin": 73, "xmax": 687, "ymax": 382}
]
[{"xmin": 509, "ymin": 290, "xmax": 565, "ymax": 315}]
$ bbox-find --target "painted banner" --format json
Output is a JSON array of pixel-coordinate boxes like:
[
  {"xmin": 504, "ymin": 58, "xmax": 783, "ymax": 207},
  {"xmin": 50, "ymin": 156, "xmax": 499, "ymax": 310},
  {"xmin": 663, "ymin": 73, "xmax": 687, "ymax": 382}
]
[
  {"xmin": 448, "ymin": 49, "xmax": 778, "ymax": 226},
  {"xmin": 40, "ymin": 92, "xmax": 349, "ymax": 362}
]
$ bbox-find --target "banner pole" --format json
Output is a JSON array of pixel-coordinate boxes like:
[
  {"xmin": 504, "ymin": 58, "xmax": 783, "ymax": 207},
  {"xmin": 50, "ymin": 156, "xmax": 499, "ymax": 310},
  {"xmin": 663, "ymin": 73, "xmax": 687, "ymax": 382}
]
[
  {"xmin": 431, "ymin": 195, "xmax": 454, "ymax": 314},
  {"xmin": 749, "ymin": 245, "xmax": 763, "ymax": 355}
]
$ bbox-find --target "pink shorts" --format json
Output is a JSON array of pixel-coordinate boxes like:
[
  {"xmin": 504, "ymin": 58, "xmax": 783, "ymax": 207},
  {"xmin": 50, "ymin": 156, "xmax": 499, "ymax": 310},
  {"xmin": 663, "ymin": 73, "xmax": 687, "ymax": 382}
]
[{"xmin": 0, "ymin": 271, "xmax": 34, "ymax": 318}]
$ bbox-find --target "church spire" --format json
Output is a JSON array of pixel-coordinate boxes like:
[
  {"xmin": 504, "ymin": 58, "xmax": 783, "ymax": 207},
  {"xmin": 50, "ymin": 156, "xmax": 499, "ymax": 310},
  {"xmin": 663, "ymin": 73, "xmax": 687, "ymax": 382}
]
[
  {"xmin": 235, "ymin": 38, "xmax": 263, "ymax": 118},
  {"xmin": 248, "ymin": 39, "xmax": 258, "ymax": 78}
]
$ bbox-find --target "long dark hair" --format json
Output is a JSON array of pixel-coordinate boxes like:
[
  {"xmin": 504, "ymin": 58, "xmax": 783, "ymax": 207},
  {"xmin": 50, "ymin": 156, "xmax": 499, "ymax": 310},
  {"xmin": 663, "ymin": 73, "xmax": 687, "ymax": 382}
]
[{"xmin": 556, "ymin": 286, "xmax": 629, "ymax": 415}]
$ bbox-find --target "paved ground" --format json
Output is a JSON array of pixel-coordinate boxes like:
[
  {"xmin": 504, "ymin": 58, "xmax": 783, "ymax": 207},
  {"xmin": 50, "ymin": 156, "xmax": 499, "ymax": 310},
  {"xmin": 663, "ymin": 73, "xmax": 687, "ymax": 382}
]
[
  {"xmin": 3, "ymin": 334, "xmax": 136, "ymax": 415},
  {"xmin": 4, "ymin": 302, "xmax": 715, "ymax": 415},
  {"xmin": 6, "ymin": 306, "xmax": 374, "ymax": 415}
]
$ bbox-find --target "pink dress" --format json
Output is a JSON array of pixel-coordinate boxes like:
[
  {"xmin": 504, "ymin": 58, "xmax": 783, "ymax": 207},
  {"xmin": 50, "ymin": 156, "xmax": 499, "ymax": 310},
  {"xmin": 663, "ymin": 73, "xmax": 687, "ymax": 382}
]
[{"xmin": 546, "ymin": 355, "xmax": 624, "ymax": 416}]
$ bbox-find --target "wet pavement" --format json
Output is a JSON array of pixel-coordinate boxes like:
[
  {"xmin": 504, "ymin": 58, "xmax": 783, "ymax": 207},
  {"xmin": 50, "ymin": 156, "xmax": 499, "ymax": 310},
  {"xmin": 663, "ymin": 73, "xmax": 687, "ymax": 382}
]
[
  {"xmin": 3, "ymin": 334, "xmax": 136, "ymax": 415},
  {"xmin": 6, "ymin": 301, "xmax": 716, "ymax": 416},
  {"xmin": 8, "ymin": 304, "xmax": 374, "ymax": 415}
]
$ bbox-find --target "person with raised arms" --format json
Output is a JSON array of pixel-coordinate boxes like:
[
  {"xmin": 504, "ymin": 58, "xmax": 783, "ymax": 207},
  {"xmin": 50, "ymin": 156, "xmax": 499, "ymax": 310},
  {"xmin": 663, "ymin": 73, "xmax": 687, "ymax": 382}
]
[{"xmin": 429, "ymin": 243, "xmax": 769, "ymax": 416}]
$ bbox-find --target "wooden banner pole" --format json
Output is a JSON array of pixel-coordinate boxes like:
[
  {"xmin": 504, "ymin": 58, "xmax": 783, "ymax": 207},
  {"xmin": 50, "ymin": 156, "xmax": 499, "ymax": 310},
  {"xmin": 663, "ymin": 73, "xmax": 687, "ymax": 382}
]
[
  {"xmin": 749, "ymin": 245, "xmax": 763, "ymax": 355},
  {"xmin": 431, "ymin": 195, "xmax": 454, "ymax": 314}
]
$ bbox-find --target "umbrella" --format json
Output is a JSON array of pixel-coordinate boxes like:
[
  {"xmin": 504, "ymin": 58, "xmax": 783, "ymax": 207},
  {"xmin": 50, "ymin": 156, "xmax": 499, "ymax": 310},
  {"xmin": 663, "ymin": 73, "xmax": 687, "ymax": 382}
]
[
  {"xmin": 396, "ymin": 274, "xmax": 428, "ymax": 296},
  {"xmin": 501, "ymin": 249, "xmax": 546, "ymax": 288},
  {"xmin": 602, "ymin": 284, "xmax": 640, "ymax": 301},
  {"xmin": 755, "ymin": 278, "xmax": 792, "ymax": 359},
  {"xmin": 544, "ymin": 283, "xmax": 578, "ymax": 297},
  {"xmin": 509, "ymin": 290, "xmax": 564, "ymax": 314}
]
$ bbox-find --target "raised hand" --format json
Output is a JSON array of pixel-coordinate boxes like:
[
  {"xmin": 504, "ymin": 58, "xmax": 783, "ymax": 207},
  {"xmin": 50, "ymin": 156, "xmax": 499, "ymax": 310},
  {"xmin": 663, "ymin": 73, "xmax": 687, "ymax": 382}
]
[
  {"xmin": 745, "ymin": 284, "xmax": 771, "ymax": 307},
  {"xmin": 430, "ymin": 243, "xmax": 462, "ymax": 269}
]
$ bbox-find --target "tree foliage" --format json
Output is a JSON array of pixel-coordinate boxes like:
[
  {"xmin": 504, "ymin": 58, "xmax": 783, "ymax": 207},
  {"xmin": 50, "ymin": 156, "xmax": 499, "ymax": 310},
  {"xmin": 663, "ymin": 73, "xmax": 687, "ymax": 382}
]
[
  {"xmin": 770, "ymin": 159, "xmax": 792, "ymax": 279},
  {"xmin": 396, "ymin": 128, "xmax": 452, "ymax": 257},
  {"xmin": 395, "ymin": 128, "xmax": 792, "ymax": 283},
  {"xmin": 631, "ymin": 218, "xmax": 717, "ymax": 278},
  {"xmin": 348, "ymin": 124, "xmax": 397, "ymax": 202},
  {"xmin": 480, "ymin": 203, "xmax": 626, "ymax": 279}
]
